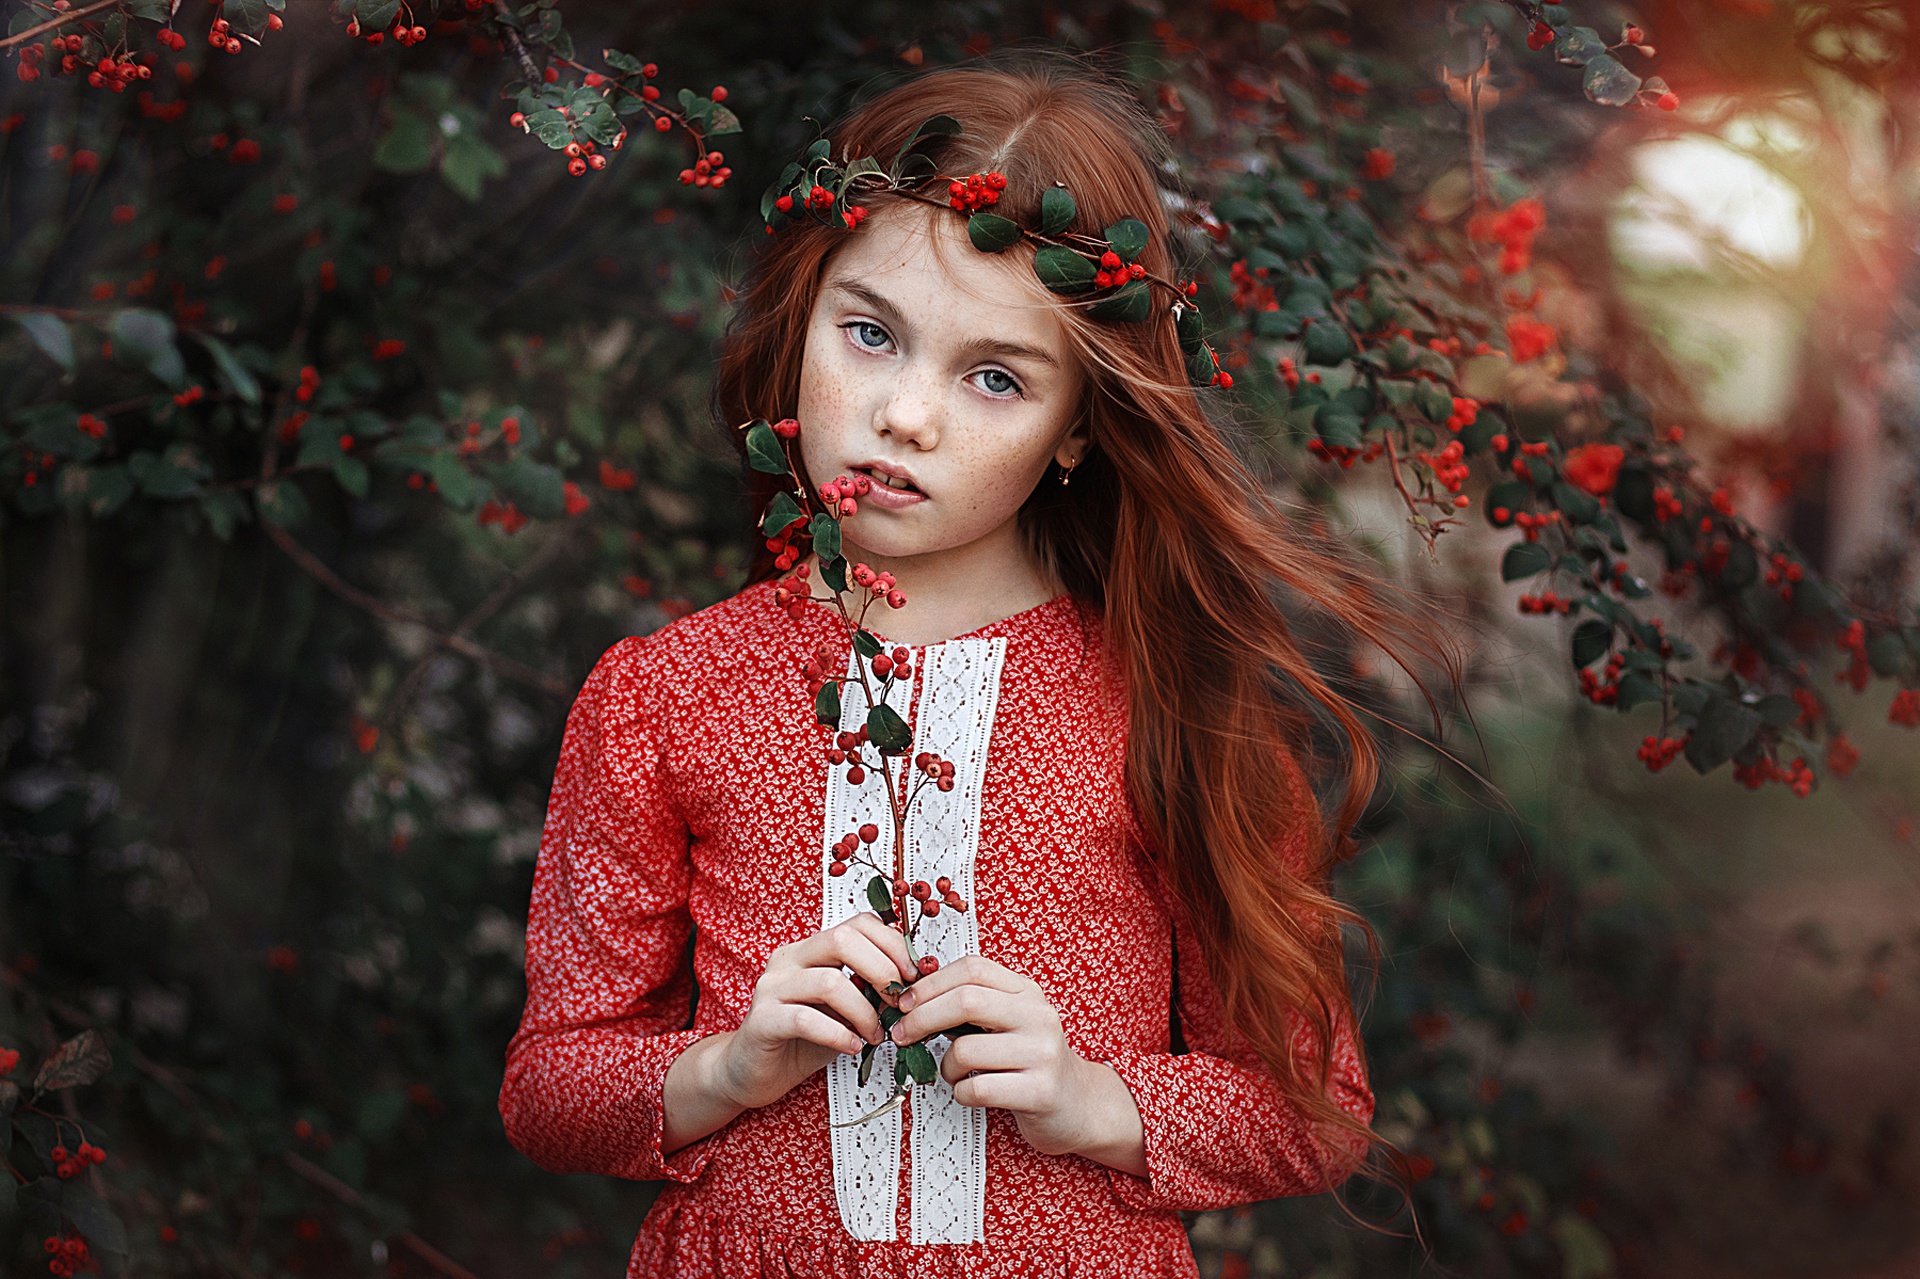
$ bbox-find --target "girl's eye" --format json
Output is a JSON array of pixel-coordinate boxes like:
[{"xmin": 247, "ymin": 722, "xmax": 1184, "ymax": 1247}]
[{"xmin": 838, "ymin": 321, "xmax": 1026, "ymax": 401}]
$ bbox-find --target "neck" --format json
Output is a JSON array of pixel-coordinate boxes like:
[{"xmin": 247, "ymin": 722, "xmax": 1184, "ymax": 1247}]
[{"xmin": 804, "ymin": 521, "xmax": 1062, "ymax": 646}]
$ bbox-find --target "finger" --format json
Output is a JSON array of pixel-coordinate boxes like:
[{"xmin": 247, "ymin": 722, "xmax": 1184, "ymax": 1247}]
[
  {"xmin": 938, "ymin": 1033, "xmax": 1027, "ymax": 1082},
  {"xmin": 794, "ymin": 915, "xmax": 916, "ymax": 987},
  {"xmin": 897, "ymin": 955, "xmax": 1029, "ymax": 1011},
  {"xmin": 777, "ymin": 1003, "xmax": 871, "ymax": 1057},
  {"xmin": 893, "ymin": 984, "xmax": 1019, "ymax": 1044},
  {"xmin": 773, "ymin": 967, "xmax": 886, "ymax": 1044}
]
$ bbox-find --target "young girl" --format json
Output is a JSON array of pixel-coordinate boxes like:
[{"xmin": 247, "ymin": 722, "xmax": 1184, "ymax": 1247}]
[{"xmin": 500, "ymin": 48, "xmax": 1451, "ymax": 1279}]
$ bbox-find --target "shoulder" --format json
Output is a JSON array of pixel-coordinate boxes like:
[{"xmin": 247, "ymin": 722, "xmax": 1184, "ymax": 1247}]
[{"xmin": 578, "ymin": 580, "xmax": 790, "ymax": 710}]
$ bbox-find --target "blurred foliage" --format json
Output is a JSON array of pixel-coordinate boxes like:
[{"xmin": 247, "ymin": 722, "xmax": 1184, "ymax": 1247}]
[{"xmin": 1, "ymin": 0, "xmax": 1916, "ymax": 1276}]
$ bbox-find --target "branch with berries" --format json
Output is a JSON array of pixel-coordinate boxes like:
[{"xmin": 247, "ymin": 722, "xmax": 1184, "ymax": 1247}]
[{"xmin": 737, "ymin": 415, "xmax": 987, "ymax": 1121}]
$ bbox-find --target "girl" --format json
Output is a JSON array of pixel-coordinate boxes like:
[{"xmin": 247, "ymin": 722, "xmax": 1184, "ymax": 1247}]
[{"xmin": 500, "ymin": 48, "xmax": 1453, "ymax": 1279}]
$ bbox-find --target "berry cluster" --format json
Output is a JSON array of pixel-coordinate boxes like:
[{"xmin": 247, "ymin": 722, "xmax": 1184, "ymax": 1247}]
[
  {"xmin": 893, "ymin": 872, "xmax": 967, "ymax": 919},
  {"xmin": 1445, "ymin": 396, "xmax": 1479, "ymax": 432},
  {"xmin": 827, "ymin": 821, "xmax": 884, "ymax": 876},
  {"xmin": 345, "ymin": 14, "xmax": 422, "ymax": 46},
  {"xmin": 0, "ymin": 1045, "xmax": 17, "ymax": 1073},
  {"xmin": 1836, "ymin": 619, "xmax": 1871, "ymax": 694},
  {"xmin": 476, "ymin": 498, "xmax": 528, "ymax": 534},
  {"xmin": 1732, "ymin": 754, "xmax": 1814, "ymax": 797},
  {"xmin": 76, "ymin": 412, "xmax": 107, "ymax": 438},
  {"xmin": 1229, "ymin": 259, "xmax": 1277, "ymax": 312},
  {"xmin": 1652, "ymin": 485, "xmax": 1684, "ymax": 522},
  {"xmin": 1517, "ymin": 591, "xmax": 1574, "ymax": 615},
  {"xmin": 1762, "ymin": 551, "xmax": 1803, "ymax": 602},
  {"xmin": 1467, "ymin": 197, "xmax": 1544, "ymax": 276},
  {"xmin": 871, "ymin": 643, "xmax": 914, "ymax": 682},
  {"xmin": 775, "ymin": 184, "xmax": 839, "ymax": 216},
  {"xmin": 1637, "ymin": 734, "xmax": 1688, "ymax": 772},
  {"xmin": 850, "ymin": 560, "xmax": 907, "ymax": 610},
  {"xmin": 1891, "ymin": 689, "xmax": 1920, "ymax": 729},
  {"xmin": 766, "ymin": 515, "xmax": 809, "ymax": 573},
  {"xmin": 1305, "ymin": 440, "xmax": 1385, "ymax": 469},
  {"xmin": 914, "ymin": 750, "xmax": 957, "ymax": 793},
  {"xmin": 43, "ymin": 1233, "xmax": 92, "ymax": 1277},
  {"xmin": 678, "ymin": 148, "xmax": 731, "ymax": 188},
  {"xmin": 947, "ymin": 172, "xmax": 1006, "ymax": 213},
  {"xmin": 1577, "ymin": 652, "xmax": 1627, "ymax": 705},
  {"xmin": 771, "ymin": 560, "xmax": 814, "ymax": 620},
  {"xmin": 1093, "ymin": 250, "xmax": 1147, "ymax": 291},
  {"xmin": 1510, "ymin": 508, "xmax": 1564, "ymax": 543},
  {"xmin": 827, "ymin": 723, "xmax": 873, "ymax": 784},
  {"xmin": 48, "ymin": 1140, "xmax": 107, "ymax": 1179},
  {"xmin": 818, "ymin": 471, "xmax": 871, "ymax": 518},
  {"xmin": 1413, "ymin": 439, "xmax": 1471, "ymax": 508}
]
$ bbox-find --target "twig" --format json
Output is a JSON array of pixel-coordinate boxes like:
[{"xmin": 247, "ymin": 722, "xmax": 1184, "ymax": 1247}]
[
  {"xmin": 378, "ymin": 519, "xmax": 583, "ymax": 725},
  {"xmin": 259, "ymin": 519, "xmax": 568, "ymax": 696},
  {"xmin": 0, "ymin": 0, "xmax": 119, "ymax": 51},
  {"xmin": 490, "ymin": 0, "xmax": 543, "ymax": 88},
  {"xmin": 283, "ymin": 1153, "xmax": 480, "ymax": 1279}
]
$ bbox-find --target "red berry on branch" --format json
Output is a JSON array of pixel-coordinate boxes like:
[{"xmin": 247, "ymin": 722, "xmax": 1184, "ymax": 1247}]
[
  {"xmin": 917, "ymin": 955, "xmax": 940, "ymax": 974},
  {"xmin": 859, "ymin": 823, "xmax": 879, "ymax": 843}
]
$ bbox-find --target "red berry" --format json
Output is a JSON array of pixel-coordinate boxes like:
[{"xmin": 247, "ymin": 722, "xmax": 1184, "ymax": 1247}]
[{"xmin": 858, "ymin": 823, "xmax": 879, "ymax": 843}]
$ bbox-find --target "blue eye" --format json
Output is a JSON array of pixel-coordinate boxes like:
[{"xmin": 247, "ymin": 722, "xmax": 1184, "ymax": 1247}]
[
  {"xmin": 849, "ymin": 321, "xmax": 889, "ymax": 349},
  {"xmin": 978, "ymin": 369, "xmax": 1020, "ymax": 397}
]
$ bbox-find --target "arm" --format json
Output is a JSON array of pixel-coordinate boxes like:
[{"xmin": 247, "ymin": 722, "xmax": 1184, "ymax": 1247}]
[
  {"xmin": 497, "ymin": 635, "xmax": 728, "ymax": 1183},
  {"xmin": 1084, "ymin": 801, "xmax": 1374, "ymax": 1211}
]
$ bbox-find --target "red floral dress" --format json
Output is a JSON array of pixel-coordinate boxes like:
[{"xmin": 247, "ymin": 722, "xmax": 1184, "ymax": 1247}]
[{"xmin": 498, "ymin": 579, "xmax": 1372, "ymax": 1279}]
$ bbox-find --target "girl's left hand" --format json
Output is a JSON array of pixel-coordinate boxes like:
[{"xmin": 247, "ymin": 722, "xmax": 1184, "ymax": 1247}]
[{"xmin": 886, "ymin": 954, "xmax": 1093, "ymax": 1158}]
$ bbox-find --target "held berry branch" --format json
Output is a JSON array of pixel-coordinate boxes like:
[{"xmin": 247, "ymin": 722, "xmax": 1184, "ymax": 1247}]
[{"xmin": 744, "ymin": 414, "xmax": 988, "ymax": 1123}]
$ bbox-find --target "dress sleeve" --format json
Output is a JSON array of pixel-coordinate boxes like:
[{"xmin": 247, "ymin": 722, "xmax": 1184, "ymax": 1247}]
[
  {"xmin": 1090, "ymin": 781, "xmax": 1375, "ymax": 1212},
  {"xmin": 497, "ymin": 634, "xmax": 722, "ymax": 1184}
]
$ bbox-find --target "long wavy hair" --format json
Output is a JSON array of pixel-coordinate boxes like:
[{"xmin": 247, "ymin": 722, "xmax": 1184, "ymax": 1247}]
[{"xmin": 711, "ymin": 47, "xmax": 1462, "ymax": 1202}]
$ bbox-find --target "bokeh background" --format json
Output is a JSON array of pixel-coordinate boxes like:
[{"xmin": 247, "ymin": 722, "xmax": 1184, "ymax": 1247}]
[{"xmin": 2, "ymin": 1, "xmax": 1918, "ymax": 1276}]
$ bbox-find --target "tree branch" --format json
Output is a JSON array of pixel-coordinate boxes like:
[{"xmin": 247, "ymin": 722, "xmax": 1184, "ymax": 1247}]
[
  {"xmin": 259, "ymin": 518, "xmax": 569, "ymax": 696},
  {"xmin": 0, "ymin": 0, "xmax": 119, "ymax": 52},
  {"xmin": 283, "ymin": 1153, "xmax": 480, "ymax": 1279}
]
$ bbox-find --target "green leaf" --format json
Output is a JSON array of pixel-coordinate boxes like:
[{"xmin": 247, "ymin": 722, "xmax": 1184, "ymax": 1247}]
[
  {"xmin": 356, "ymin": 0, "xmax": 401, "ymax": 29},
  {"xmin": 810, "ymin": 511, "xmax": 841, "ymax": 561},
  {"xmin": 1552, "ymin": 26, "xmax": 1608, "ymax": 66},
  {"xmin": 374, "ymin": 113, "xmax": 435, "ymax": 174},
  {"xmin": 822, "ymin": 555, "xmax": 848, "ymax": 593},
  {"xmin": 1615, "ymin": 672, "xmax": 1662, "ymax": 710},
  {"xmin": 1040, "ymin": 187, "xmax": 1076, "ymax": 236},
  {"xmin": 1756, "ymin": 693, "xmax": 1801, "ymax": 726},
  {"xmin": 127, "ymin": 444, "xmax": 211, "ymax": 498},
  {"xmin": 74, "ymin": 465, "xmax": 134, "ymax": 518},
  {"xmin": 429, "ymin": 453, "xmax": 482, "ymax": 511},
  {"xmin": 1032, "ymin": 247, "xmax": 1096, "ymax": 294},
  {"xmin": 442, "ymin": 134, "xmax": 507, "ymax": 202},
  {"xmin": 1571, "ymin": 619, "xmax": 1611, "ymax": 669},
  {"xmin": 745, "ymin": 421, "xmax": 790, "ymax": 475},
  {"xmin": 815, "ymin": 679, "xmax": 841, "ymax": 726},
  {"xmin": 1582, "ymin": 55, "xmax": 1643, "ymax": 107},
  {"xmin": 1414, "ymin": 380, "xmax": 1454, "ymax": 423},
  {"xmin": 858, "ymin": 1042, "xmax": 877, "ymax": 1085},
  {"xmin": 525, "ymin": 107, "xmax": 572, "ymax": 149},
  {"xmin": 197, "ymin": 335, "xmax": 261, "ymax": 406},
  {"xmin": 110, "ymin": 308, "xmax": 186, "ymax": 389},
  {"xmin": 966, "ymin": 213, "xmax": 1022, "ymax": 253},
  {"xmin": 706, "ymin": 104, "xmax": 742, "ymax": 135},
  {"xmin": 1684, "ymin": 695, "xmax": 1762, "ymax": 774},
  {"xmin": 1552, "ymin": 481, "xmax": 1601, "ymax": 524},
  {"xmin": 334, "ymin": 455, "xmax": 370, "ymax": 500},
  {"xmin": 492, "ymin": 456, "xmax": 565, "ymax": 519},
  {"xmin": 1303, "ymin": 321, "xmax": 1356, "ymax": 367},
  {"xmin": 891, "ymin": 114, "xmax": 962, "ymax": 174},
  {"xmin": 13, "ymin": 312, "xmax": 74, "ymax": 372},
  {"xmin": 899, "ymin": 1042, "xmax": 937, "ymax": 1085},
  {"xmin": 852, "ymin": 629, "xmax": 883, "ymax": 659},
  {"xmin": 602, "ymin": 47, "xmax": 645, "ymax": 75},
  {"xmin": 1175, "ymin": 305, "xmax": 1205, "ymax": 351},
  {"xmin": 866, "ymin": 875, "xmax": 892, "ymax": 915},
  {"xmin": 1104, "ymin": 218, "xmax": 1149, "ymax": 264},
  {"xmin": 1187, "ymin": 341, "xmax": 1218, "ymax": 387},
  {"xmin": 1213, "ymin": 196, "xmax": 1269, "ymax": 226},
  {"xmin": 198, "ymin": 490, "xmax": 250, "ymax": 540},
  {"xmin": 867, "ymin": 703, "xmax": 911, "ymax": 751},
  {"xmin": 255, "ymin": 476, "xmax": 311, "ymax": 526},
  {"xmin": 60, "ymin": 1185, "xmax": 128, "ymax": 1257},
  {"xmin": 1085, "ymin": 280, "xmax": 1152, "ymax": 322},
  {"xmin": 760, "ymin": 490, "xmax": 804, "ymax": 538},
  {"xmin": 1502, "ymin": 541, "xmax": 1552, "ymax": 581}
]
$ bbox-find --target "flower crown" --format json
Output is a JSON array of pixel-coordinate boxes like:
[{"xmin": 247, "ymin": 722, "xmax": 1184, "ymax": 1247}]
[{"xmin": 759, "ymin": 114, "xmax": 1228, "ymax": 389}]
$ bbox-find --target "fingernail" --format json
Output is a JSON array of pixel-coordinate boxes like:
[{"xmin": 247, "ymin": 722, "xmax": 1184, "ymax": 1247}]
[{"xmin": 899, "ymin": 991, "xmax": 916, "ymax": 1011}]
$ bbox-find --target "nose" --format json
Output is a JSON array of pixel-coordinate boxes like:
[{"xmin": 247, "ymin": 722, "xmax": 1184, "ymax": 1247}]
[{"xmin": 875, "ymin": 369, "xmax": 941, "ymax": 452}]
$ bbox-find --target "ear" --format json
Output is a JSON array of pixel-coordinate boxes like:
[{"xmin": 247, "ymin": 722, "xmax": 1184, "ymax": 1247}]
[{"xmin": 1054, "ymin": 415, "xmax": 1093, "ymax": 470}]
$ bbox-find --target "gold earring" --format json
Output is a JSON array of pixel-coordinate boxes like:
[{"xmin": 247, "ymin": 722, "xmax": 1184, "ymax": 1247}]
[{"xmin": 1059, "ymin": 457, "xmax": 1076, "ymax": 486}]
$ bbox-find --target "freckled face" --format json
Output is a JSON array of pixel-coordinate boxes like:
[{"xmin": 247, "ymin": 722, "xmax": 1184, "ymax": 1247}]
[{"xmin": 794, "ymin": 204, "xmax": 1087, "ymax": 562}]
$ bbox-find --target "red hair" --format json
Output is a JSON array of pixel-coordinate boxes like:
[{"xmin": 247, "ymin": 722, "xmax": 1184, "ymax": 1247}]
[{"xmin": 712, "ymin": 48, "xmax": 1463, "ymax": 1201}]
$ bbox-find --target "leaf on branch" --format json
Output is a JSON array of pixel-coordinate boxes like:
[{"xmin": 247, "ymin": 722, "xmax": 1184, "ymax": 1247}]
[
  {"xmin": 1582, "ymin": 55, "xmax": 1643, "ymax": 108},
  {"xmin": 866, "ymin": 875, "xmax": 892, "ymax": 915},
  {"xmin": 890, "ymin": 114, "xmax": 962, "ymax": 175},
  {"xmin": 814, "ymin": 679, "xmax": 841, "ymax": 726},
  {"xmin": 602, "ymin": 47, "xmax": 645, "ymax": 75},
  {"xmin": 1501, "ymin": 541, "xmax": 1552, "ymax": 582},
  {"xmin": 760, "ymin": 490, "xmax": 804, "ymax": 538},
  {"xmin": 13, "ymin": 312, "xmax": 74, "ymax": 372},
  {"xmin": 196, "ymin": 334, "xmax": 261, "ymax": 406},
  {"xmin": 852, "ymin": 629, "xmax": 882, "ymax": 659},
  {"xmin": 1104, "ymin": 218, "xmax": 1148, "ymax": 263},
  {"xmin": 374, "ymin": 114, "xmax": 435, "ymax": 174},
  {"xmin": 33, "ymin": 1031, "xmax": 110, "ymax": 1093},
  {"xmin": 866, "ymin": 703, "xmax": 910, "ymax": 751},
  {"xmin": 256, "ymin": 478, "xmax": 310, "ymax": 529},
  {"xmin": 745, "ymin": 421, "xmax": 789, "ymax": 475},
  {"xmin": 1040, "ymin": 187, "xmax": 1076, "ymax": 236},
  {"xmin": 110, "ymin": 308, "xmax": 186, "ymax": 389},
  {"xmin": 899, "ymin": 1042, "xmax": 937, "ymax": 1085},
  {"xmin": 809, "ymin": 511, "xmax": 841, "ymax": 562},
  {"xmin": 966, "ymin": 213, "xmax": 1021, "ymax": 253},
  {"xmin": 1032, "ymin": 246, "xmax": 1096, "ymax": 294},
  {"xmin": 1684, "ymin": 695, "xmax": 1761, "ymax": 774},
  {"xmin": 1570, "ymin": 620, "xmax": 1612, "ymax": 669},
  {"xmin": 1085, "ymin": 280, "xmax": 1152, "ymax": 322}
]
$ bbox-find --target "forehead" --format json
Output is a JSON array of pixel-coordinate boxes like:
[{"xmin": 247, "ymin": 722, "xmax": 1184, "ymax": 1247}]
[{"xmin": 817, "ymin": 204, "xmax": 1069, "ymax": 355}]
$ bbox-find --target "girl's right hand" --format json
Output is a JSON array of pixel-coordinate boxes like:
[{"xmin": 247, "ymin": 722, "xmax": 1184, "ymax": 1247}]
[{"xmin": 714, "ymin": 911, "xmax": 919, "ymax": 1111}]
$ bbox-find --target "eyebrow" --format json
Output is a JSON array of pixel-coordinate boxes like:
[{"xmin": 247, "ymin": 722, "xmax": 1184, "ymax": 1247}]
[{"xmin": 825, "ymin": 281, "xmax": 1060, "ymax": 369}]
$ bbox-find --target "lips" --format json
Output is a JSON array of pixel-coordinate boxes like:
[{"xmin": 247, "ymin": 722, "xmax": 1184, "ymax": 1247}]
[{"xmin": 856, "ymin": 463, "xmax": 923, "ymax": 495}]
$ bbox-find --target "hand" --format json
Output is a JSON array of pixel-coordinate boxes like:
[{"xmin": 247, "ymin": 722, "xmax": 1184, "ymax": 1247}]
[
  {"xmin": 887, "ymin": 954, "xmax": 1096, "ymax": 1158},
  {"xmin": 714, "ymin": 912, "xmax": 918, "ymax": 1112}
]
